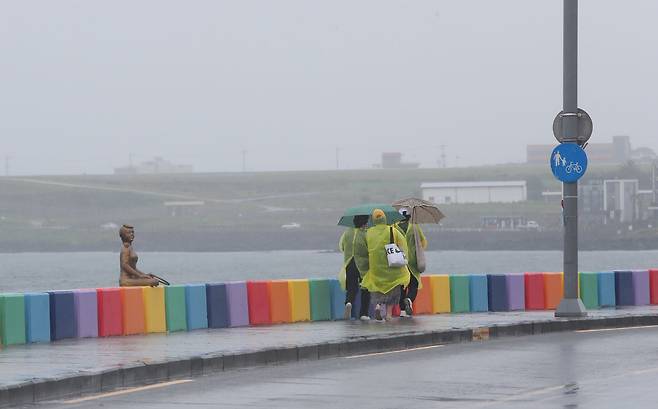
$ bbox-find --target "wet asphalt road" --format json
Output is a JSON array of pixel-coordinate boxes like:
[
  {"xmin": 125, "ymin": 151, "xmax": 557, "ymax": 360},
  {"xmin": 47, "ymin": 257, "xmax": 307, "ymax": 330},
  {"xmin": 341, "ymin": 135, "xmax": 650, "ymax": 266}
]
[{"xmin": 40, "ymin": 326, "xmax": 658, "ymax": 409}]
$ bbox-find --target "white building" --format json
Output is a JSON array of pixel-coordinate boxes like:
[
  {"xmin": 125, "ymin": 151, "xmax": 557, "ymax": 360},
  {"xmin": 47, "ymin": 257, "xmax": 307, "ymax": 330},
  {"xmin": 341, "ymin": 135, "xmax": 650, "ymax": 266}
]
[{"xmin": 421, "ymin": 181, "xmax": 527, "ymax": 204}]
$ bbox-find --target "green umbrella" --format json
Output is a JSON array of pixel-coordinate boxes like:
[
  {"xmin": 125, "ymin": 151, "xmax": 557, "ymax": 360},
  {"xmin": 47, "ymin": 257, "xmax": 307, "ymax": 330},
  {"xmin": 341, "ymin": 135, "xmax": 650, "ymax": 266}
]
[{"xmin": 337, "ymin": 203, "xmax": 404, "ymax": 227}]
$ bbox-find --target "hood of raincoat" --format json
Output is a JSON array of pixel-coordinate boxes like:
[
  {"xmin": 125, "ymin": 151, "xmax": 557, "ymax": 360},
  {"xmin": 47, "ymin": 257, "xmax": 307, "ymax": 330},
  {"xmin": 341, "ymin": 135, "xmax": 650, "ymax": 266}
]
[{"xmin": 372, "ymin": 209, "xmax": 387, "ymax": 226}]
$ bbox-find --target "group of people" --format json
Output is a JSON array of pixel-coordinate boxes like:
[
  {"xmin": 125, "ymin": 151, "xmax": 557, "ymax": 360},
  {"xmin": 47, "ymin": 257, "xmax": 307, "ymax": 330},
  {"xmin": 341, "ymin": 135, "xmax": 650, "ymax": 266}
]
[{"xmin": 339, "ymin": 207, "xmax": 427, "ymax": 322}]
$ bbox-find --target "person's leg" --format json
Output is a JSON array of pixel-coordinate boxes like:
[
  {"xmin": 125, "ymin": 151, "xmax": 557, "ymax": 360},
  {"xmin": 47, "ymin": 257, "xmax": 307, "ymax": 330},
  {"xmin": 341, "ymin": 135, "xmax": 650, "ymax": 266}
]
[
  {"xmin": 358, "ymin": 288, "xmax": 371, "ymax": 318},
  {"xmin": 385, "ymin": 304, "xmax": 394, "ymax": 321},
  {"xmin": 345, "ymin": 260, "xmax": 359, "ymax": 305},
  {"xmin": 407, "ymin": 274, "xmax": 419, "ymax": 302},
  {"xmin": 398, "ymin": 285, "xmax": 407, "ymax": 311},
  {"xmin": 120, "ymin": 277, "xmax": 159, "ymax": 287}
]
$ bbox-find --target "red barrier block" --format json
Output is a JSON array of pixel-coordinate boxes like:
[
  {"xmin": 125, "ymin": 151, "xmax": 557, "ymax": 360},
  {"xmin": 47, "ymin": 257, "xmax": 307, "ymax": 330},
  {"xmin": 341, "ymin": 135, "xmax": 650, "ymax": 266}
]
[
  {"xmin": 544, "ymin": 273, "xmax": 564, "ymax": 310},
  {"xmin": 247, "ymin": 281, "xmax": 271, "ymax": 325},
  {"xmin": 97, "ymin": 288, "xmax": 123, "ymax": 336},
  {"xmin": 650, "ymin": 269, "xmax": 658, "ymax": 305},
  {"xmin": 524, "ymin": 273, "xmax": 546, "ymax": 310},
  {"xmin": 413, "ymin": 276, "xmax": 433, "ymax": 314}
]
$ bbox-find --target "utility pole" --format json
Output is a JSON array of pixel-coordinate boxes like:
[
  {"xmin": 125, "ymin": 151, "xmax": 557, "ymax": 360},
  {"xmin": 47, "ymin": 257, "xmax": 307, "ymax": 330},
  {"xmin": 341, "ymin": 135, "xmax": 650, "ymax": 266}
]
[
  {"xmin": 335, "ymin": 147, "xmax": 340, "ymax": 170},
  {"xmin": 241, "ymin": 149, "xmax": 247, "ymax": 172},
  {"xmin": 440, "ymin": 145, "xmax": 447, "ymax": 168},
  {"xmin": 556, "ymin": 0, "xmax": 587, "ymax": 317}
]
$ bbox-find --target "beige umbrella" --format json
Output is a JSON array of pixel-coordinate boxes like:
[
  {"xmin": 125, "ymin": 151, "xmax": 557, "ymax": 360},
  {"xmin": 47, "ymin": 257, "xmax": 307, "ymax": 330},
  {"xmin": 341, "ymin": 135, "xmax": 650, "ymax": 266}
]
[{"xmin": 392, "ymin": 198, "xmax": 445, "ymax": 224}]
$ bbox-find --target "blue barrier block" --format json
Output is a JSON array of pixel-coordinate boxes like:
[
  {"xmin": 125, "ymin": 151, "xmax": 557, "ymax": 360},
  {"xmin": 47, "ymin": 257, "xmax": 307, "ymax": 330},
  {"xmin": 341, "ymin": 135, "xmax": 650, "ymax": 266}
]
[
  {"xmin": 487, "ymin": 274, "xmax": 509, "ymax": 312},
  {"xmin": 185, "ymin": 284, "xmax": 208, "ymax": 330},
  {"xmin": 329, "ymin": 279, "xmax": 346, "ymax": 320},
  {"xmin": 48, "ymin": 291, "xmax": 76, "ymax": 341},
  {"xmin": 598, "ymin": 272, "xmax": 616, "ymax": 307},
  {"xmin": 469, "ymin": 275, "xmax": 489, "ymax": 312},
  {"xmin": 615, "ymin": 270, "xmax": 634, "ymax": 306},
  {"xmin": 205, "ymin": 283, "xmax": 229, "ymax": 329},
  {"xmin": 24, "ymin": 293, "xmax": 51, "ymax": 343}
]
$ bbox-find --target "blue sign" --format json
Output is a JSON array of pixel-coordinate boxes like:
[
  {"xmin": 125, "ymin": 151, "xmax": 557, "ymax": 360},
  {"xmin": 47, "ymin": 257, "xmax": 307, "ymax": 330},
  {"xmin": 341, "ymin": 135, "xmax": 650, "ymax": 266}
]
[{"xmin": 550, "ymin": 143, "xmax": 588, "ymax": 183}]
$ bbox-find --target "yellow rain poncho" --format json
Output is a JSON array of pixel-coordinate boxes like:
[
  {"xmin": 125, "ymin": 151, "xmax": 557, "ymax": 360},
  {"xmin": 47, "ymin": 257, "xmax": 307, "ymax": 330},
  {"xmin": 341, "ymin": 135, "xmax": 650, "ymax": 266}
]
[
  {"xmin": 395, "ymin": 220, "xmax": 428, "ymax": 288},
  {"xmin": 360, "ymin": 209, "xmax": 410, "ymax": 294},
  {"xmin": 337, "ymin": 227, "xmax": 369, "ymax": 290}
]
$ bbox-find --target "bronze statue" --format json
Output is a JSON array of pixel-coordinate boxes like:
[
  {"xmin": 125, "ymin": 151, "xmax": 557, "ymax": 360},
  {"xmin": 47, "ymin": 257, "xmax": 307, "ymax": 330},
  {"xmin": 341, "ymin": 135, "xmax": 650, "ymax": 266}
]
[{"xmin": 119, "ymin": 225, "xmax": 159, "ymax": 287}]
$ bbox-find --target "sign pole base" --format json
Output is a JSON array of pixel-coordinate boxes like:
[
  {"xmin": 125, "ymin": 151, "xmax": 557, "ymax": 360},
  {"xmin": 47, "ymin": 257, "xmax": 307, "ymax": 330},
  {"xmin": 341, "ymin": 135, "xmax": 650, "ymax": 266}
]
[{"xmin": 555, "ymin": 298, "xmax": 587, "ymax": 318}]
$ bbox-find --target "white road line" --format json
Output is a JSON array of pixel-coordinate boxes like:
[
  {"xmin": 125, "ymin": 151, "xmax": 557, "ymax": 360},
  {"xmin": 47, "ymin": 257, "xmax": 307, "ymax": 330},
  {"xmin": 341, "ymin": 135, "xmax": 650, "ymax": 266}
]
[
  {"xmin": 60, "ymin": 379, "xmax": 193, "ymax": 404},
  {"xmin": 576, "ymin": 325, "xmax": 658, "ymax": 333},
  {"xmin": 344, "ymin": 344, "xmax": 444, "ymax": 359}
]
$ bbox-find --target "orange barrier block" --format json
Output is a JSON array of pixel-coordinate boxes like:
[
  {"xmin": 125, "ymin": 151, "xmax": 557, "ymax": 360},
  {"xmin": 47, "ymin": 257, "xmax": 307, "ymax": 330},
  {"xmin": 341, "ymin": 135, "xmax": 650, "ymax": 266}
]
[
  {"xmin": 268, "ymin": 280, "xmax": 292, "ymax": 324},
  {"xmin": 412, "ymin": 276, "xmax": 433, "ymax": 315},
  {"xmin": 543, "ymin": 272, "xmax": 564, "ymax": 310},
  {"xmin": 120, "ymin": 287, "xmax": 146, "ymax": 335}
]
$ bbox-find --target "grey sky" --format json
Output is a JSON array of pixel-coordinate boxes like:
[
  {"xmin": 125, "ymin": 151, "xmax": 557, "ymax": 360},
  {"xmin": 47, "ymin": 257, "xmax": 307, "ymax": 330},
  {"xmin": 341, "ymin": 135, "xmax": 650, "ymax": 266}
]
[{"xmin": 1, "ymin": 0, "xmax": 657, "ymax": 175}]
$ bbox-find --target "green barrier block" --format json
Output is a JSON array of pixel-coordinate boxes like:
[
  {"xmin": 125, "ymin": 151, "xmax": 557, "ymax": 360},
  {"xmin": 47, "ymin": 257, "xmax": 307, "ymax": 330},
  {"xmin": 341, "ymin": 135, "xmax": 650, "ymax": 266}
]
[
  {"xmin": 449, "ymin": 275, "xmax": 470, "ymax": 313},
  {"xmin": 579, "ymin": 272, "xmax": 599, "ymax": 309},
  {"xmin": 165, "ymin": 285, "xmax": 187, "ymax": 332},
  {"xmin": 309, "ymin": 279, "xmax": 332, "ymax": 321},
  {"xmin": 0, "ymin": 293, "xmax": 26, "ymax": 345}
]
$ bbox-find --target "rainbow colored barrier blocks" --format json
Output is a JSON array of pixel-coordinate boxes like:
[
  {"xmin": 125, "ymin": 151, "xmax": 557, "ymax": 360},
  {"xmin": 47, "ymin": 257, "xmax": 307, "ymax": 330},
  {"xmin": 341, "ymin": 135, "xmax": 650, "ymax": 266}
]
[
  {"xmin": 165, "ymin": 285, "xmax": 187, "ymax": 332},
  {"xmin": 74, "ymin": 289, "xmax": 98, "ymax": 338},
  {"xmin": 615, "ymin": 271, "xmax": 634, "ymax": 306},
  {"xmin": 524, "ymin": 273, "xmax": 546, "ymax": 310},
  {"xmin": 309, "ymin": 279, "xmax": 332, "ymax": 321},
  {"xmin": 450, "ymin": 275, "xmax": 470, "ymax": 313},
  {"xmin": 430, "ymin": 275, "xmax": 451, "ymax": 313},
  {"xmin": 578, "ymin": 272, "xmax": 599, "ymax": 309},
  {"xmin": 598, "ymin": 272, "xmax": 616, "ymax": 307},
  {"xmin": 142, "ymin": 287, "xmax": 166, "ymax": 333},
  {"xmin": 268, "ymin": 280, "xmax": 292, "ymax": 324},
  {"xmin": 329, "ymin": 279, "xmax": 346, "ymax": 320},
  {"xmin": 225, "ymin": 281, "xmax": 249, "ymax": 327},
  {"xmin": 97, "ymin": 288, "xmax": 123, "ymax": 337},
  {"xmin": 206, "ymin": 283, "xmax": 229, "ymax": 328},
  {"xmin": 469, "ymin": 275, "xmax": 488, "ymax": 312},
  {"xmin": 288, "ymin": 279, "xmax": 311, "ymax": 322},
  {"xmin": 413, "ymin": 276, "xmax": 433, "ymax": 314},
  {"xmin": 632, "ymin": 270, "xmax": 650, "ymax": 306},
  {"xmin": 487, "ymin": 274, "xmax": 508, "ymax": 312},
  {"xmin": 544, "ymin": 273, "xmax": 564, "ymax": 310},
  {"xmin": 49, "ymin": 290, "xmax": 76, "ymax": 341},
  {"xmin": 24, "ymin": 293, "xmax": 50, "ymax": 343},
  {"xmin": 247, "ymin": 281, "xmax": 271, "ymax": 325},
  {"xmin": 185, "ymin": 284, "xmax": 208, "ymax": 330},
  {"xmin": 650, "ymin": 269, "xmax": 658, "ymax": 305},
  {"xmin": 121, "ymin": 287, "xmax": 146, "ymax": 335},
  {"xmin": 0, "ymin": 293, "xmax": 26, "ymax": 345},
  {"xmin": 507, "ymin": 274, "xmax": 525, "ymax": 311}
]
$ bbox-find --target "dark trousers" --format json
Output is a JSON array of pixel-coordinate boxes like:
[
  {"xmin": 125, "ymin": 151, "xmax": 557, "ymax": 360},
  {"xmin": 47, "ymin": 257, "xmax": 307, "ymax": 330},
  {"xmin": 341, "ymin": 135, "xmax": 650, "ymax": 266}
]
[
  {"xmin": 345, "ymin": 259, "xmax": 371, "ymax": 317},
  {"xmin": 400, "ymin": 273, "xmax": 419, "ymax": 309}
]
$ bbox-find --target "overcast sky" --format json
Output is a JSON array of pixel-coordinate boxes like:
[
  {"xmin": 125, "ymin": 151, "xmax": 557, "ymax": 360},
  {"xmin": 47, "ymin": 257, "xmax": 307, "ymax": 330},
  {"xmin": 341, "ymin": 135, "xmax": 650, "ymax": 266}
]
[{"xmin": 1, "ymin": 0, "xmax": 657, "ymax": 175}]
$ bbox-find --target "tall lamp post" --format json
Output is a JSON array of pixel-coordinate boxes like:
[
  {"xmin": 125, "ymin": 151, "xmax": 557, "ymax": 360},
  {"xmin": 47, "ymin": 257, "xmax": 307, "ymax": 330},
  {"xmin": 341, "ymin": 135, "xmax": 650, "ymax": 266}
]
[{"xmin": 555, "ymin": 0, "xmax": 587, "ymax": 317}]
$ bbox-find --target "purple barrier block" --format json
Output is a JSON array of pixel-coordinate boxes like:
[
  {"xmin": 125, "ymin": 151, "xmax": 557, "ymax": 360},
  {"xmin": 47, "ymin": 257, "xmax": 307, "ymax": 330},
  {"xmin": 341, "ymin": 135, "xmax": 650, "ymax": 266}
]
[
  {"xmin": 74, "ymin": 289, "xmax": 98, "ymax": 338},
  {"xmin": 632, "ymin": 270, "xmax": 650, "ymax": 306},
  {"xmin": 225, "ymin": 281, "xmax": 249, "ymax": 327},
  {"xmin": 506, "ymin": 274, "xmax": 525, "ymax": 311}
]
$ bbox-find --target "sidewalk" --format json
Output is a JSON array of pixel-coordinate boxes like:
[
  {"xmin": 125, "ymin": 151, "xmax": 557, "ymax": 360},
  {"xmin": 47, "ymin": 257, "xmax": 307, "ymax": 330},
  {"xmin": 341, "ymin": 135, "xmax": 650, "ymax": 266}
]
[{"xmin": 3, "ymin": 307, "xmax": 658, "ymax": 406}]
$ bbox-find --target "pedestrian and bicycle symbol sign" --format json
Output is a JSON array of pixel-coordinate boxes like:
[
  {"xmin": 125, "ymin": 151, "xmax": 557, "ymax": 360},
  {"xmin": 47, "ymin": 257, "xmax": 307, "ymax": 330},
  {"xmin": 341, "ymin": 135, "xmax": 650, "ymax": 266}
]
[{"xmin": 550, "ymin": 143, "xmax": 588, "ymax": 183}]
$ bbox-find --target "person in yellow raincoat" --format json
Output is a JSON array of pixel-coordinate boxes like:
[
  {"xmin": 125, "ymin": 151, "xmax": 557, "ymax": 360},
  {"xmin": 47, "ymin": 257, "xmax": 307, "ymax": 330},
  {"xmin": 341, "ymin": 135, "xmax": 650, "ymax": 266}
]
[
  {"xmin": 338, "ymin": 215, "xmax": 371, "ymax": 320},
  {"xmin": 360, "ymin": 209, "xmax": 410, "ymax": 321},
  {"xmin": 395, "ymin": 208, "xmax": 428, "ymax": 317}
]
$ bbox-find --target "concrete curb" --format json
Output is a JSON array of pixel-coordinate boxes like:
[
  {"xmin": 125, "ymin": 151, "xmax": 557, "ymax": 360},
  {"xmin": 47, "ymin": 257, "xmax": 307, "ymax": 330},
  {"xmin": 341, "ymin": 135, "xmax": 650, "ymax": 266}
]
[{"xmin": 3, "ymin": 313, "xmax": 658, "ymax": 407}]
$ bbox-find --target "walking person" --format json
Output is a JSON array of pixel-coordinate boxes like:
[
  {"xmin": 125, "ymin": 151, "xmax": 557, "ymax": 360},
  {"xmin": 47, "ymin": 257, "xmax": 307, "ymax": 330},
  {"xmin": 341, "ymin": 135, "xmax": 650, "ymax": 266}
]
[
  {"xmin": 338, "ymin": 215, "xmax": 371, "ymax": 320},
  {"xmin": 361, "ymin": 209, "xmax": 410, "ymax": 321},
  {"xmin": 396, "ymin": 208, "xmax": 428, "ymax": 317}
]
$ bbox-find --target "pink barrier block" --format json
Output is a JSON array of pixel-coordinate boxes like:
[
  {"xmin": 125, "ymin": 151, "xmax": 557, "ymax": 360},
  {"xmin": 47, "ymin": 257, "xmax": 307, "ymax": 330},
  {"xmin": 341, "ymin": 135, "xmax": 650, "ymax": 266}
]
[{"xmin": 74, "ymin": 289, "xmax": 98, "ymax": 338}]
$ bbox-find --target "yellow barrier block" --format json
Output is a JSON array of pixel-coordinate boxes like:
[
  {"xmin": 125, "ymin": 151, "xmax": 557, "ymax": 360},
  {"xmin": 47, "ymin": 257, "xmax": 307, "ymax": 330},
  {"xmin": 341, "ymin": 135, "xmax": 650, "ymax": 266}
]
[
  {"xmin": 429, "ymin": 275, "xmax": 451, "ymax": 313},
  {"xmin": 142, "ymin": 287, "xmax": 166, "ymax": 333},
  {"xmin": 288, "ymin": 279, "xmax": 311, "ymax": 322}
]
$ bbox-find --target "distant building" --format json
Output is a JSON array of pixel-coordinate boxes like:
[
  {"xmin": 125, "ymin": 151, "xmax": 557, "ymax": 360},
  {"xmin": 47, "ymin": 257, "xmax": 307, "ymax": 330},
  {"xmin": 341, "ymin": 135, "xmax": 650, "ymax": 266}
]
[
  {"xmin": 526, "ymin": 135, "xmax": 633, "ymax": 165},
  {"xmin": 380, "ymin": 152, "xmax": 419, "ymax": 169},
  {"xmin": 114, "ymin": 156, "xmax": 194, "ymax": 175},
  {"xmin": 421, "ymin": 181, "xmax": 527, "ymax": 204}
]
